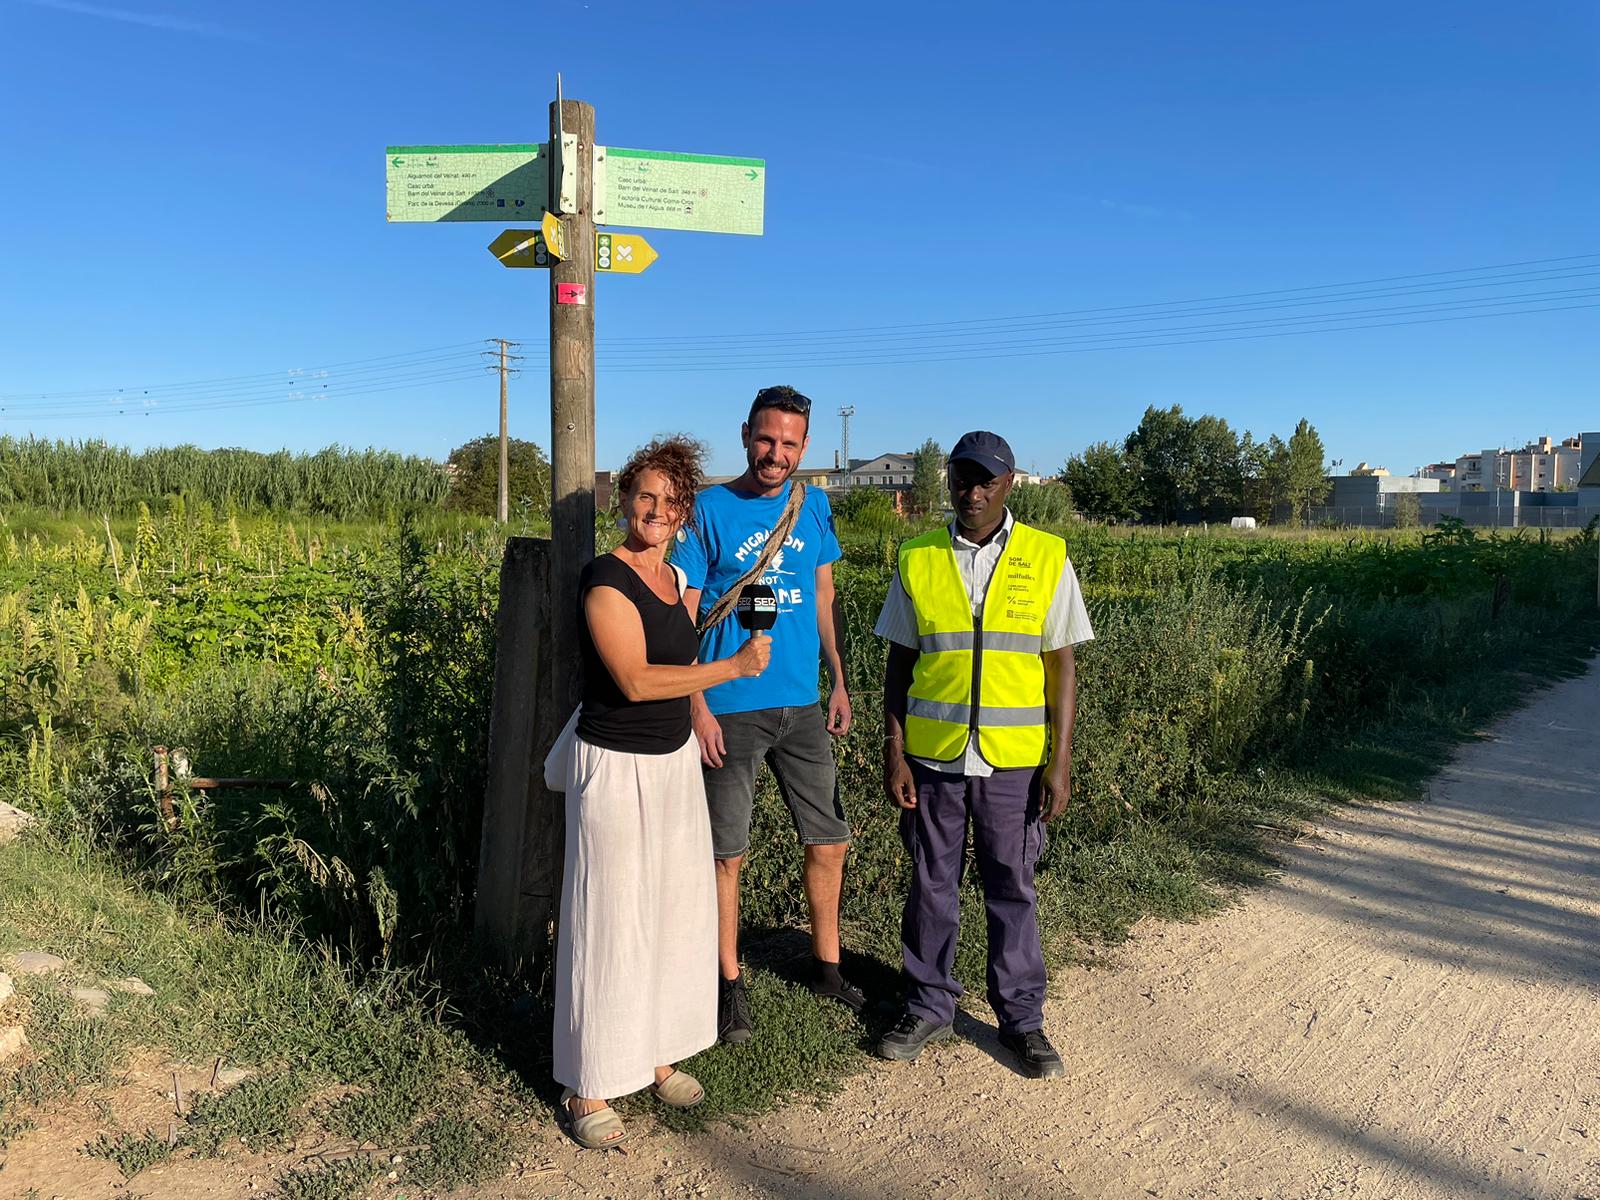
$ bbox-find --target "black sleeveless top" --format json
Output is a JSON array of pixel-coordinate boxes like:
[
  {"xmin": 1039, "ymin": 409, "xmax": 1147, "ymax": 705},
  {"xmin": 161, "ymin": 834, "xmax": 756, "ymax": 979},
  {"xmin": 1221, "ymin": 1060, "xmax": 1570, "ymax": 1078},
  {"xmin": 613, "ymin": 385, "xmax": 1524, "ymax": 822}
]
[{"xmin": 576, "ymin": 554, "xmax": 699, "ymax": 754}]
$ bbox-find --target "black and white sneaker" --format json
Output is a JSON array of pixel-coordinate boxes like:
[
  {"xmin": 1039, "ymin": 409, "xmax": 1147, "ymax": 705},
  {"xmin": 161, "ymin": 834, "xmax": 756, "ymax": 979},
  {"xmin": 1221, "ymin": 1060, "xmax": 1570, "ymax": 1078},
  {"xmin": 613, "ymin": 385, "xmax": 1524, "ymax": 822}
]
[{"xmin": 717, "ymin": 973, "xmax": 754, "ymax": 1045}]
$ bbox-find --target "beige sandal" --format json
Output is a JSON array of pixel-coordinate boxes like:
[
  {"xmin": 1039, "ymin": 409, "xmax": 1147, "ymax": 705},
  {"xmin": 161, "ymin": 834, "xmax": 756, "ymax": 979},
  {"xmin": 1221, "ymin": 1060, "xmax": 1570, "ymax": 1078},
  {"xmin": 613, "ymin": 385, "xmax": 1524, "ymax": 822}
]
[
  {"xmin": 648, "ymin": 1068, "xmax": 705, "ymax": 1109},
  {"xmin": 560, "ymin": 1088, "xmax": 627, "ymax": 1149}
]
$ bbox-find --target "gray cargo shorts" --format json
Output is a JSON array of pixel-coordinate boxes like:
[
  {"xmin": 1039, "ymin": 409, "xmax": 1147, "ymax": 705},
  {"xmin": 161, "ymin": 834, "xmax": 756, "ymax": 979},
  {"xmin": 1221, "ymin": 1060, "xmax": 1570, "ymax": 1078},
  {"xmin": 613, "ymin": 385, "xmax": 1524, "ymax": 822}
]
[{"xmin": 702, "ymin": 704, "xmax": 851, "ymax": 860}]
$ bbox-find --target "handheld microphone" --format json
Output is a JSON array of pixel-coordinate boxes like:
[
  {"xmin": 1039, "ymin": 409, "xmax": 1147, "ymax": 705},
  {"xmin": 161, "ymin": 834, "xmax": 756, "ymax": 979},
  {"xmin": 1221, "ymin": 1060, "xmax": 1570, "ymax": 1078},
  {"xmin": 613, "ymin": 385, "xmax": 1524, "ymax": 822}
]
[{"xmin": 735, "ymin": 584, "xmax": 778, "ymax": 632}]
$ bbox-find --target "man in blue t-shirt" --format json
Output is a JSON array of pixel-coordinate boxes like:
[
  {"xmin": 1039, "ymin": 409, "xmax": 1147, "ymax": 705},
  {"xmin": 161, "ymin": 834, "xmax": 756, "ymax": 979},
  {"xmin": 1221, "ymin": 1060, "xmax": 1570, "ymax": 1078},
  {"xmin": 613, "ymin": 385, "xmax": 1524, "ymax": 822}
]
[{"xmin": 675, "ymin": 385, "xmax": 865, "ymax": 1045}]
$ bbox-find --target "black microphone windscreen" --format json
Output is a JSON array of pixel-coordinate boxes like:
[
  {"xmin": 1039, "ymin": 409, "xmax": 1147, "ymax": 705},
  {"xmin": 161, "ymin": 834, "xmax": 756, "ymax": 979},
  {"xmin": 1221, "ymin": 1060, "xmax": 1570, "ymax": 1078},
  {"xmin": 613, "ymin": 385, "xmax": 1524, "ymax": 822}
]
[{"xmin": 735, "ymin": 584, "xmax": 778, "ymax": 631}]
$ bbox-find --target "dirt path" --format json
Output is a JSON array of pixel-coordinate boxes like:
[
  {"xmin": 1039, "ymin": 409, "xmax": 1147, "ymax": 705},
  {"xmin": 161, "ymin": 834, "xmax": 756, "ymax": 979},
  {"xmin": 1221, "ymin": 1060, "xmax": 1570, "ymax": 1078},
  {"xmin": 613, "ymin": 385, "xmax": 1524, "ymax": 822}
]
[
  {"xmin": 3, "ymin": 666, "xmax": 1595, "ymax": 1200},
  {"xmin": 519, "ymin": 662, "xmax": 1600, "ymax": 1200}
]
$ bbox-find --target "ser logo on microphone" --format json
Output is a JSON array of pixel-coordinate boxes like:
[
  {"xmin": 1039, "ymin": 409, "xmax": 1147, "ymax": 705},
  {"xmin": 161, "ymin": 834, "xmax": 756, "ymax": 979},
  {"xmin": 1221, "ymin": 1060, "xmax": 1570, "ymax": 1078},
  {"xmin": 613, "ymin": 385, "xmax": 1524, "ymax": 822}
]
[{"xmin": 735, "ymin": 584, "xmax": 778, "ymax": 632}]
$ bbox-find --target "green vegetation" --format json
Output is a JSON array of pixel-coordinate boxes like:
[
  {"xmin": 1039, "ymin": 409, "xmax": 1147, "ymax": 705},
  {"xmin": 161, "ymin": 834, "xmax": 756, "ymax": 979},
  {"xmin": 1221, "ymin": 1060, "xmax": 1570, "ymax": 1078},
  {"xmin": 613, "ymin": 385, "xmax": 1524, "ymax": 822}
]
[
  {"xmin": 909, "ymin": 438, "xmax": 945, "ymax": 515},
  {"xmin": 0, "ymin": 836, "xmax": 528, "ymax": 1187},
  {"xmin": 275, "ymin": 1158, "xmax": 383, "ymax": 1200},
  {"xmin": 81, "ymin": 1129, "xmax": 175, "ymax": 1177},
  {"xmin": 0, "ymin": 437, "xmax": 449, "ymax": 520},
  {"xmin": 1007, "ymin": 478, "xmax": 1076, "ymax": 525},
  {"xmin": 1, "ymin": 490, "xmax": 1596, "ymax": 1153},
  {"xmin": 1062, "ymin": 405, "xmax": 1330, "ymax": 523},
  {"xmin": 831, "ymin": 484, "xmax": 903, "ymax": 535},
  {"xmin": 443, "ymin": 434, "xmax": 552, "ymax": 520}
]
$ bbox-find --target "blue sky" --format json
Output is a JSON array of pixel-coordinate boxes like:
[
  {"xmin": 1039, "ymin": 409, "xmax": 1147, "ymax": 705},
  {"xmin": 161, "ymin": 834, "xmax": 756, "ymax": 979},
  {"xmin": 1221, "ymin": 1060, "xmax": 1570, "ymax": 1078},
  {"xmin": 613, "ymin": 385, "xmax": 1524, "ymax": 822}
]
[{"xmin": 1, "ymin": 0, "xmax": 1595, "ymax": 477}]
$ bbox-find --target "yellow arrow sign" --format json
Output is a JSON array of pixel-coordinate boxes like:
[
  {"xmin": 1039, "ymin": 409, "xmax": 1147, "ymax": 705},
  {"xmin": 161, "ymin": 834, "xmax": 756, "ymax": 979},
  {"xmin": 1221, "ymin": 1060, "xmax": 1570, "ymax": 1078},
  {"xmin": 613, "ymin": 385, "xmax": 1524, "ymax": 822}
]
[
  {"xmin": 490, "ymin": 229, "xmax": 661, "ymax": 273},
  {"xmin": 595, "ymin": 232, "xmax": 659, "ymax": 274},
  {"xmin": 541, "ymin": 209, "xmax": 568, "ymax": 261},
  {"xmin": 488, "ymin": 228, "xmax": 555, "ymax": 267}
]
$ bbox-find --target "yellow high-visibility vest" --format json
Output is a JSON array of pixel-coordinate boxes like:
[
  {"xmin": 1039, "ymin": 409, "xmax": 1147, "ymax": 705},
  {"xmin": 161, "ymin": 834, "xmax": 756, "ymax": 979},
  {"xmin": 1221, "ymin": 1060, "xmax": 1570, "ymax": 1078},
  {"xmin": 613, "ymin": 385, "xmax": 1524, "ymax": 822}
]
[{"xmin": 900, "ymin": 521, "xmax": 1066, "ymax": 768}]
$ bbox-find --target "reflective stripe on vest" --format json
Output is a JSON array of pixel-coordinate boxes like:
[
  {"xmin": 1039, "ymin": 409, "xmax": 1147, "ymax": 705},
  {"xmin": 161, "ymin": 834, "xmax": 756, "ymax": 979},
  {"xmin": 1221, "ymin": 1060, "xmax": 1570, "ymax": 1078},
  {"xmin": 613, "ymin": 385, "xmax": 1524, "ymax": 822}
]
[{"xmin": 899, "ymin": 520, "xmax": 1066, "ymax": 768}]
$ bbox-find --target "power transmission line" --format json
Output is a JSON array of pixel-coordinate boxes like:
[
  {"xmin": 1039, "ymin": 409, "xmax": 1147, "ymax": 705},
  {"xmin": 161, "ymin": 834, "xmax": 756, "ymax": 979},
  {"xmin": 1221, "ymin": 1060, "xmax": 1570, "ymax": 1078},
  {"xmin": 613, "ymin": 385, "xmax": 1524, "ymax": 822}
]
[
  {"xmin": 563, "ymin": 285, "xmax": 1600, "ymax": 367},
  {"xmin": 592, "ymin": 252, "xmax": 1600, "ymax": 343},
  {"xmin": 580, "ymin": 299, "xmax": 1600, "ymax": 372},
  {"xmin": 0, "ymin": 340, "xmax": 489, "ymax": 402},
  {"xmin": 0, "ymin": 365, "xmax": 494, "ymax": 419},
  {"xmin": 5, "ymin": 254, "xmax": 1594, "ymax": 421}
]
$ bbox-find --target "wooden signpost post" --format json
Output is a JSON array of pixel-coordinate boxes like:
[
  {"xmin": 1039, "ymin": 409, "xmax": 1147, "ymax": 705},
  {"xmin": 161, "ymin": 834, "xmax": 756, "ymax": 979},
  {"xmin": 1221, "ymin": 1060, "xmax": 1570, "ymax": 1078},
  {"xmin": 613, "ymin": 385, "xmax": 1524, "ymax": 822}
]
[{"xmin": 386, "ymin": 85, "xmax": 765, "ymax": 971}]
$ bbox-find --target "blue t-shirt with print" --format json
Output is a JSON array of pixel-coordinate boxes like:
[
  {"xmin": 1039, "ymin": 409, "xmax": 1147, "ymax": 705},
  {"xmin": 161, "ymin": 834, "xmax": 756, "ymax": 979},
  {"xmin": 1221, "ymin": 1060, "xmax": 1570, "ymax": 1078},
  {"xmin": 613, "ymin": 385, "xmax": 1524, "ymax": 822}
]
[{"xmin": 673, "ymin": 480, "xmax": 842, "ymax": 716}]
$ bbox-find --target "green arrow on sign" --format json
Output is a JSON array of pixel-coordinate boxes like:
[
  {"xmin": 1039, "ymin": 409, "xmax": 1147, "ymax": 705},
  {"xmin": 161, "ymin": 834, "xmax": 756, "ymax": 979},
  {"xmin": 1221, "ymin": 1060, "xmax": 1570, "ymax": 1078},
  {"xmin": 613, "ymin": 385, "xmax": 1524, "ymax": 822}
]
[
  {"xmin": 597, "ymin": 145, "xmax": 766, "ymax": 236},
  {"xmin": 385, "ymin": 144, "xmax": 548, "ymax": 223}
]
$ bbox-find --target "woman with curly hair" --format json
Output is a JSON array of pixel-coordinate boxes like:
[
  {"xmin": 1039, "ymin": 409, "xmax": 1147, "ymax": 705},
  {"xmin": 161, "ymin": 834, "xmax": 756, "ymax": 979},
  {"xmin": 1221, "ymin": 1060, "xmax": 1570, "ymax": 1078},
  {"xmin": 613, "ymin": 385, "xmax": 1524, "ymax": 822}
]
[{"xmin": 553, "ymin": 434, "xmax": 771, "ymax": 1149}]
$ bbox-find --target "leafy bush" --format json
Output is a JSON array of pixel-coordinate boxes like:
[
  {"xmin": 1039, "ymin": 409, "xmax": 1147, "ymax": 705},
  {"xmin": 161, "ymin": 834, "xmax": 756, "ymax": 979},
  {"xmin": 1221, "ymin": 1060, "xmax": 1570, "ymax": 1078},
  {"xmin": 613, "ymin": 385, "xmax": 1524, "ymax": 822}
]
[
  {"xmin": 832, "ymin": 486, "xmax": 904, "ymax": 537},
  {"xmin": 1007, "ymin": 479, "xmax": 1075, "ymax": 527}
]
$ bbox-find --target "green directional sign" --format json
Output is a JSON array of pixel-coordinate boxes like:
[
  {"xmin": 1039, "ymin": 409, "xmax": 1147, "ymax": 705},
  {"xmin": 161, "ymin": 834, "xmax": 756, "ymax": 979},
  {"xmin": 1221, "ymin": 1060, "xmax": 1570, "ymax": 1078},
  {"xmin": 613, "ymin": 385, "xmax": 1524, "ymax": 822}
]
[
  {"xmin": 386, "ymin": 145, "xmax": 550, "ymax": 223},
  {"xmin": 595, "ymin": 146, "xmax": 764, "ymax": 236}
]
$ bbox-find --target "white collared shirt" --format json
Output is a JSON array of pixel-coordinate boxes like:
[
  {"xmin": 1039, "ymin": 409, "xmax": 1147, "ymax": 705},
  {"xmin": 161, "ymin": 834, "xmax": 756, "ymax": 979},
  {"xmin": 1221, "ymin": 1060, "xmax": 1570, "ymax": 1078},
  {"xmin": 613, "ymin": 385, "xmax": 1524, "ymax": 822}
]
[{"xmin": 872, "ymin": 509, "xmax": 1093, "ymax": 777}]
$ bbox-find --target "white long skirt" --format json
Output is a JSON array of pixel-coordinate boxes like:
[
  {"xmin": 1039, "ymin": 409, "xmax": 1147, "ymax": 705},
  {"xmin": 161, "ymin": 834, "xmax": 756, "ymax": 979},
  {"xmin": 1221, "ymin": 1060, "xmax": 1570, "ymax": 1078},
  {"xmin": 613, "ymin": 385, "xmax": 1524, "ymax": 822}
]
[{"xmin": 552, "ymin": 732, "xmax": 717, "ymax": 1099}]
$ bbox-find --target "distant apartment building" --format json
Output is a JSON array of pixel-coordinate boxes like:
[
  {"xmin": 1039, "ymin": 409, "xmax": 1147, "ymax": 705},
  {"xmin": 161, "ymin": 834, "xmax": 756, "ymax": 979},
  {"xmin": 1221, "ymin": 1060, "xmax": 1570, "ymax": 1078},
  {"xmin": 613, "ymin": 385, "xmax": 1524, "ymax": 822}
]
[
  {"xmin": 1316, "ymin": 431, "xmax": 1600, "ymax": 528},
  {"xmin": 1452, "ymin": 435, "xmax": 1584, "ymax": 493}
]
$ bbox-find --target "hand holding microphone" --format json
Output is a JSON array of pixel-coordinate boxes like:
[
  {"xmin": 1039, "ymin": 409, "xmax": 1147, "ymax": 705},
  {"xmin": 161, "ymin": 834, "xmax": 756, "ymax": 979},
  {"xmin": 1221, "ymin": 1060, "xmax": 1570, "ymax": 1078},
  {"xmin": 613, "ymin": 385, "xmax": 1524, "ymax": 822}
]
[{"xmin": 731, "ymin": 584, "xmax": 776, "ymax": 678}]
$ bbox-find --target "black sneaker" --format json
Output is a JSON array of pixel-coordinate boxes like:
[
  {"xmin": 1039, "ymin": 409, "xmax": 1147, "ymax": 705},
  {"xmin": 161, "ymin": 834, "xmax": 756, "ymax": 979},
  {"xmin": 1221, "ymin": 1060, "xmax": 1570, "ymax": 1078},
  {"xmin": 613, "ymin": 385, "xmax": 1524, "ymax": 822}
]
[
  {"xmin": 874, "ymin": 1010, "xmax": 953, "ymax": 1061},
  {"xmin": 998, "ymin": 1029, "xmax": 1065, "ymax": 1079},
  {"xmin": 717, "ymin": 973, "xmax": 753, "ymax": 1045},
  {"xmin": 809, "ymin": 959, "xmax": 866, "ymax": 1015}
]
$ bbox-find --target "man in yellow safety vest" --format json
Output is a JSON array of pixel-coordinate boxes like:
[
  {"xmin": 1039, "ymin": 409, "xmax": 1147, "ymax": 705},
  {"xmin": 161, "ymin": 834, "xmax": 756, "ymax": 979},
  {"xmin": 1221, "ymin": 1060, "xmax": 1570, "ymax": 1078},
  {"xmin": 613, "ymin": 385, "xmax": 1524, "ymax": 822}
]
[{"xmin": 873, "ymin": 430, "xmax": 1094, "ymax": 1078}]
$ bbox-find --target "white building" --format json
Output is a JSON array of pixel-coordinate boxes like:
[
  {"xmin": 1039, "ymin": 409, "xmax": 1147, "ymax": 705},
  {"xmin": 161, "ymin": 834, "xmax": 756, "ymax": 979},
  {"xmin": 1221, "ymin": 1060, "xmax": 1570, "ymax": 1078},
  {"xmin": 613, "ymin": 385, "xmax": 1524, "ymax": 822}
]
[
  {"xmin": 847, "ymin": 452, "xmax": 917, "ymax": 488},
  {"xmin": 1453, "ymin": 435, "xmax": 1584, "ymax": 493},
  {"xmin": 833, "ymin": 450, "xmax": 1039, "ymax": 492},
  {"xmin": 1418, "ymin": 462, "xmax": 1457, "ymax": 490}
]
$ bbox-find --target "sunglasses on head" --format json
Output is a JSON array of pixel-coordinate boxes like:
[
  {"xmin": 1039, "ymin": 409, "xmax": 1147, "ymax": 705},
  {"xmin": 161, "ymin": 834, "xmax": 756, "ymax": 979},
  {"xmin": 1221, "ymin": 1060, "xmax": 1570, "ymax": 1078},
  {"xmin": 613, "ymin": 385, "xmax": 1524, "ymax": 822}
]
[{"xmin": 751, "ymin": 388, "xmax": 812, "ymax": 415}]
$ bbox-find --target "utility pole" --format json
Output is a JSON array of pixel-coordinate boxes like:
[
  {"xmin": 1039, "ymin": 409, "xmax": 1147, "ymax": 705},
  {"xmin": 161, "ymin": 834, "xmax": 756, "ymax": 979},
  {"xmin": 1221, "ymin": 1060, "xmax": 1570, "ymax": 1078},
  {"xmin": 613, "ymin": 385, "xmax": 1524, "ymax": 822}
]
[
  {"xmin": 548, "ymin": 96, "xmax": 598, "ymax": 716},
  {"xmin": 838, "ymin": 405, "xmax": 855, "ymax": 484},
  {"xmin": 497, "ymin": 338, "xmax": 511, "ymax": 523},
  {"xmin": 483, "ymin": 338, "xmax": 521, "ymax": 523}
]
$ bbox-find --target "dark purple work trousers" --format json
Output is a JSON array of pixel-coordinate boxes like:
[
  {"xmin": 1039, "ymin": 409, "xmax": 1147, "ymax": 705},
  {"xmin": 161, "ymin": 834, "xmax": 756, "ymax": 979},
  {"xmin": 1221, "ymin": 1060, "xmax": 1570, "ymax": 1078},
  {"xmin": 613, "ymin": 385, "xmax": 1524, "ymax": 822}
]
[{"xmin": 900, "ymin": 761, "xmax": 1048, "ymax": 1035}]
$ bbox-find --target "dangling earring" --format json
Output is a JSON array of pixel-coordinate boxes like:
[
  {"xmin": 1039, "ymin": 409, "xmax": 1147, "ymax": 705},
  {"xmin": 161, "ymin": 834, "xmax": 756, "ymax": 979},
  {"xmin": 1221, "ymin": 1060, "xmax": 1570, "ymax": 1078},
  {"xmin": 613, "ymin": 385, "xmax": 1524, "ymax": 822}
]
[{"xmin": 615, "ymin": 514, "xmax": 628, "ymax": 532}]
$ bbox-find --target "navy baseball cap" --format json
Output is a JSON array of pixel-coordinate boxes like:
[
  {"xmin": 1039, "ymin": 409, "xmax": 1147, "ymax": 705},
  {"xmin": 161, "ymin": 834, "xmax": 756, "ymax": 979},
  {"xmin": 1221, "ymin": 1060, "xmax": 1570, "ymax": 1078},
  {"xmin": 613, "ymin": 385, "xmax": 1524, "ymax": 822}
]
[{"xmin": 948, "ymin": 430, "xmax": 1015, "ymax": 478}]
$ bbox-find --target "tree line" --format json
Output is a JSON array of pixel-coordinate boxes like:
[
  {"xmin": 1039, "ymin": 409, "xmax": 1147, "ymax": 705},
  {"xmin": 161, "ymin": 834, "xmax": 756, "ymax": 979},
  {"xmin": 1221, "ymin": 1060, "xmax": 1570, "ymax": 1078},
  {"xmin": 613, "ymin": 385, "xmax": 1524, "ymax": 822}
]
[
  {"xmin": 1062, "ymin": 406, "xmax": 1331, "ymax": 524},
  {"xmin": 6, "ymin": 415, "xmax": 1328, "ymax": 528},
  {"xmin": 889, "ymin": 409, "xmax": 1330, "ymax": 527}
]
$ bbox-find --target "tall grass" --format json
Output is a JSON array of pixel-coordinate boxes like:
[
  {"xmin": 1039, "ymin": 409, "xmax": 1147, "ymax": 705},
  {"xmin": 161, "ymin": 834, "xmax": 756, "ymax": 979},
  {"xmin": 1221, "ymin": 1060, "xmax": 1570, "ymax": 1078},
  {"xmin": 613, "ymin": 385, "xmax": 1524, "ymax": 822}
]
[
  {"xmin": 1, "ymin": 511, "xmax": 1597, "ymax": 1124},
  {"xmin": 0, "ymin": 437, "xmax": 449, "ymax": 519}
]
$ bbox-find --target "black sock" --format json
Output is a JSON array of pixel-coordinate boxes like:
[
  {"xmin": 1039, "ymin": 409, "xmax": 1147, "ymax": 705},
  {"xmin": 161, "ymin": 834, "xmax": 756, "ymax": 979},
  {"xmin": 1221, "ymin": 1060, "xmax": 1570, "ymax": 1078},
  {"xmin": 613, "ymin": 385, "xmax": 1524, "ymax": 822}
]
[{"xmin": 814, "ymin": 957, "xmax": 843, "ymax": 985}]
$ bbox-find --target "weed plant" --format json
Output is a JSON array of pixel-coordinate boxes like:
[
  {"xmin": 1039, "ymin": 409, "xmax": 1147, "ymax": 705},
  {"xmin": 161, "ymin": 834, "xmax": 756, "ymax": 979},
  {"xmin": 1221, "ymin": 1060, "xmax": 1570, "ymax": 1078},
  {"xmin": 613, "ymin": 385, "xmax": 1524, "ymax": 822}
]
[
  {"xmin": 274, "ymin": 1157, "xmax": 383, "ymax": 1200},
  {"xmin": 80, "ymin": 1129, "xmax": 175, "ymax": 1178}
]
